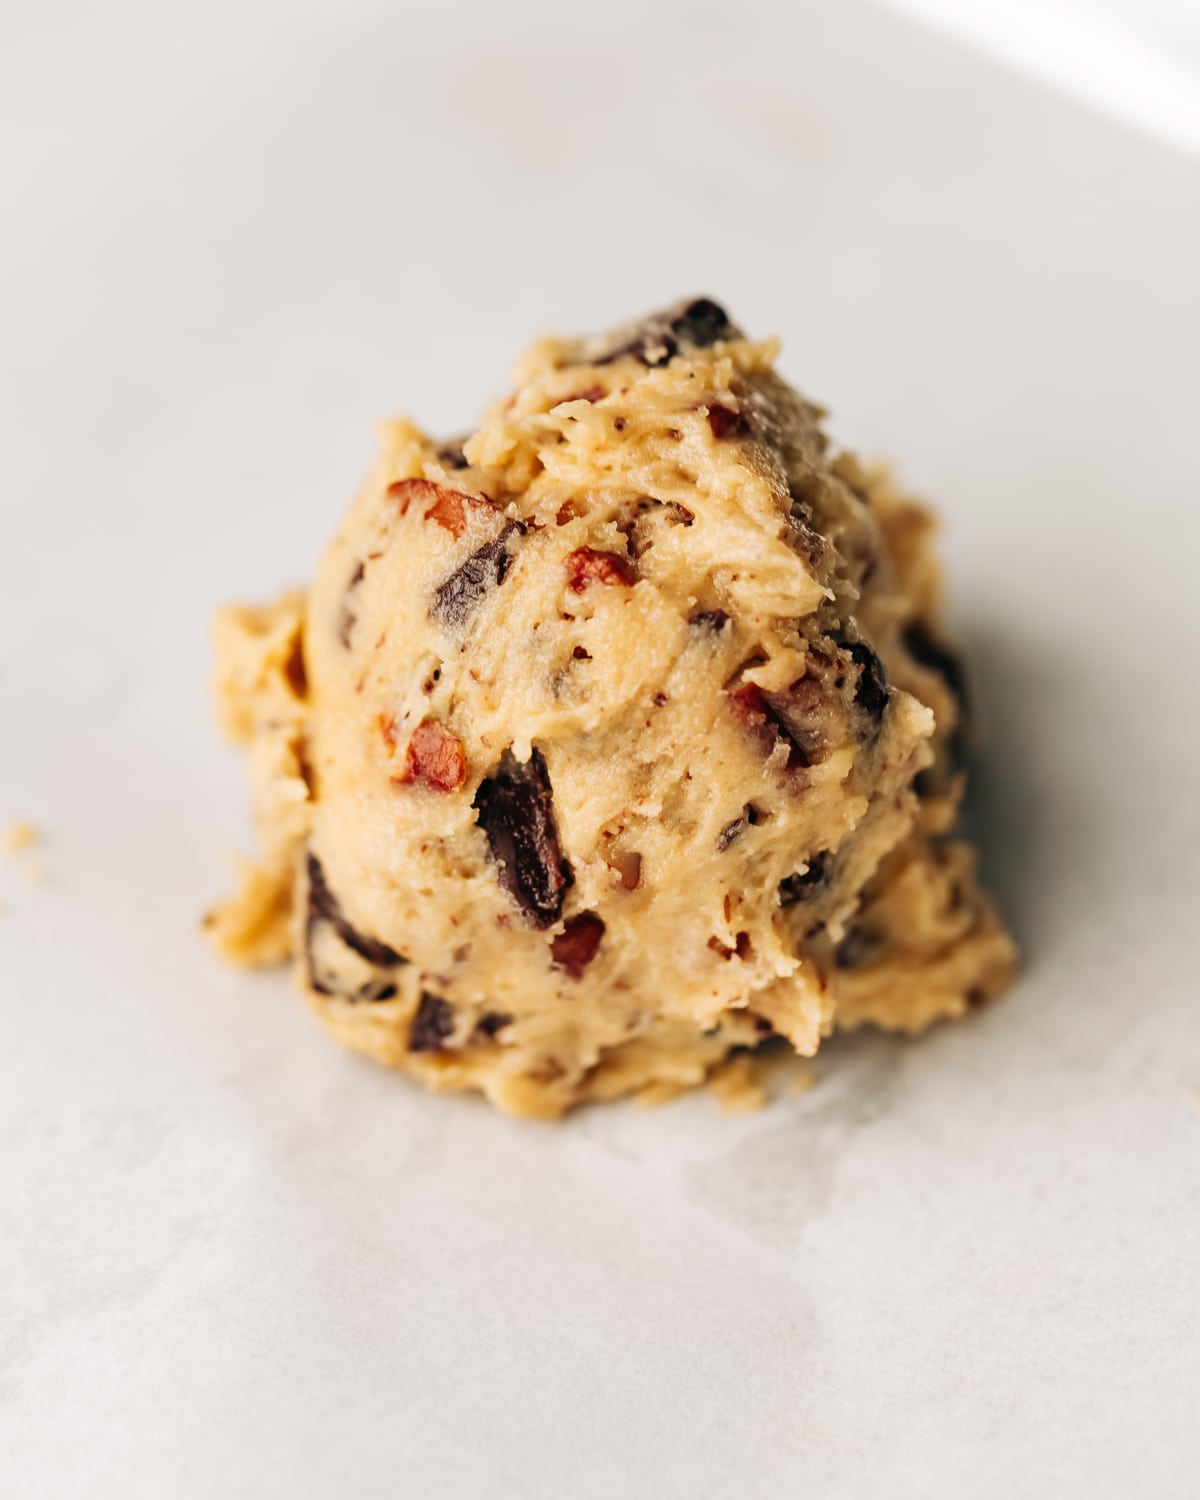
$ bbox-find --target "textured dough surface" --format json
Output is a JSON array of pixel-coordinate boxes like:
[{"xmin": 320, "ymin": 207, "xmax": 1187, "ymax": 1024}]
[{"xmin": 207, "ymin": 299, "xmax": 1015, "ymax": 1118}]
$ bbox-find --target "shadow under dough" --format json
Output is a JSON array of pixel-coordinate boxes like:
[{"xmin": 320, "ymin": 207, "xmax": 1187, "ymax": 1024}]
[{"xmin": 957, "ymin": 619, "xmax": 1104, "ymax": 968}]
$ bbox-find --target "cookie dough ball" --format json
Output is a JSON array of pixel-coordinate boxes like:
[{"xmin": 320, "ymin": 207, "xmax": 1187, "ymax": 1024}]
[{"xmin": 208, "ymin": 298, "xmax": 1015, "ymax": 1117}]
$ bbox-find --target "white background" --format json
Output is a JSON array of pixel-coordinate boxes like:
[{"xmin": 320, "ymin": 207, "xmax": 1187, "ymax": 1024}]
[
  {"xmin": 3, "ymin": 2, "xmax": 1199, "ymax": 1495},
  {"xmin": 883, "ymin": 0, "xmax": 1200, "ymax": 156}
]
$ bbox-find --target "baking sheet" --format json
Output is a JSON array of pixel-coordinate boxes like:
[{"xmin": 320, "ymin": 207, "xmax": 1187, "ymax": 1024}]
[{"xmin": 3, "ymin": 1, "xmax": 1199, "ymax": 1494}]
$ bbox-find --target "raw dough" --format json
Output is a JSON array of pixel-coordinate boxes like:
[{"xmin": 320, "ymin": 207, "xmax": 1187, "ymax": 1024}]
[{"xmin": 207, "ymin": 298, "xmax": 1015, "ymax": 1118}]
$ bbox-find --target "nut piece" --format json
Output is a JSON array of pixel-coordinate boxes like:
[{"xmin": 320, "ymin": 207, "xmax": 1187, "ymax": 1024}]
[
  {"xmin": 565, "ymin": 548, "xmax": 635, "ymax": 592},
  {"xmin": 389, "ymin": 478, "xmax": 492, "ymax": 539},
  {"xmin": 550, "ymin": 912, "xmax": 605, "ymax": 978},
  {"xmin": 395, "ymin": 719, "xmax": 466, "ymax": 793}
]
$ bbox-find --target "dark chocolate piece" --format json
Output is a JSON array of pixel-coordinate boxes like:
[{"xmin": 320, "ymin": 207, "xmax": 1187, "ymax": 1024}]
[
  {"xmin": 409, "ymin": 991, "xmax": 456, "ymax": 1052},
  {"xmin": 847, "ymin": 641, "xmax": 889, "ymax": 723},
  {"xmin": 834, "ymin": 927, "xmax": 881, "ymax": 969},
  {"xmin": 594, "ymin": 297, "xmax": 738, "ymax": 368},
  {"xmin": 779, "ymin": 852, "xmax": 830, "ymax": 905},
  {"xmin": 731, "ymin": 679, "xmax": 828, "ymax": 770},
  {"xmin": 689, "ymin": 608, "xmax": 730, "ymax": 632},
  {"xmin": 303, "ymin": 851, "xmax": 406, "ymax": 998},
  {"xmin": 436, "ymin": 437, "xmax": 471, "ymax": 469},
  {"xmin": 337, "ymin": 561, "xmax": 366, "ymax": 649},
  {"xmin": 431, "ymin": 521, "xmax": 522, "ymax": 631},
  {"xmin": 306, "ymin": 852, "xmax": 405, "ymax": 969},
  {"xmin": 358, "ymin": 980, "xmax": 397, "ymax": 1003},
  {"xmin": 473, "ymin": 749, "xmax": 573, "ymax": 928},
  {"xmin": 550, "ymin": 911, "xmax": 605, "ymax": 978},
  {"xmin": 717, "ymin": 814, "xmax": 747, "ymax": 852}
]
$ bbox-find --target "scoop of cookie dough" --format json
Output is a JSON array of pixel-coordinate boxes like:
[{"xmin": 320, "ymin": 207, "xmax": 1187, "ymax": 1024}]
[{"xmin": 207, "ymin": 297, "xmax": 1015, "ymax": 1118}]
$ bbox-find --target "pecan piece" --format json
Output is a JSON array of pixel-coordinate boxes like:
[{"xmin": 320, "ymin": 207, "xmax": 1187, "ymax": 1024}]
[
  {"xmin": 565, "ymin": 547, "xmax": 635, "ymax": 592},
  {"xmin": 389, "ymin": 477, "xmax": 492, "ymax": 540},
  {"xmin": 550, "ymin": 912, "xmax": 605, "ymax": 979},
  {"xmin": 395, "ymin": 719, "xmax": 466, "ymax": 793},
  {"xmin": 707, "ymin": 403, "xmax": 749, "ymax": 440}
]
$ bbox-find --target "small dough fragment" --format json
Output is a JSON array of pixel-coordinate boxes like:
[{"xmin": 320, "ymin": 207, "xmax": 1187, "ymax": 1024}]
[
  {"xmin": 3, "ymin": 822, "xmax": 38, "ymax": 856},
  {"xmin": 208, "ymin": 298, "xmax": 1016, "ymax": 1117}
]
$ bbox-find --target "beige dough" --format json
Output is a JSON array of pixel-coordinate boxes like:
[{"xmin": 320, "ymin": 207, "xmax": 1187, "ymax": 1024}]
[{"xmin": 206, "ymin": 298, "xmax": 1015, "ymax": 1118}]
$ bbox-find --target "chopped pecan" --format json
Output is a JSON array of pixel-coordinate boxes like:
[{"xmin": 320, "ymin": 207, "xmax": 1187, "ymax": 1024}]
[
  {"xmin": 389, "ymin": 477, "xmax": 493, "ymax": 540},
  {"xmin": 565, "ymin": 548, "xmax": 635, "ymax": 592},
  {"xmin": 550, "ymin": 912, "xmax": 605, "ymax": 979},
  {"xmin": 395, "ymin": 719, "xmax": 466, "ymax": 792},
  {"xmin": 707, "ymin": 403, "xmax": 749, "ymax": 440}
]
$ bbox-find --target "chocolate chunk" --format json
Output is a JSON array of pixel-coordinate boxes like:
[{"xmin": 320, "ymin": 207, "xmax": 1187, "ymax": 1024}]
[
  {"xmin": 717, "ymin": 813, "xmax": 747, "ymax": 851},
  {"xmin": 305, "ymin": 851, "xmax": 405, "ymax": 970},
  {"xmin": 670, "ymin": 297, "xmax": 736, "ymax": 349},
  {"xmin": 847, "ymin": 641, "xmax": 889, "ymax": 722},
  {"xmin": 779, "ymin": 851, "xmax": 830, "ymax": 905},
  {"xmin": 409, "ymin": 991, "xmax": 456, "ymax": 1052},
  {"xmin": 550, "ymin": 911, "xmax": 605, "ymax": 978},
  {"xmin": 436, "ymin": 437, "xmax": 471, "ymax": 469},
  {"xmin": 564, "ymin": 547, "xmax": 635, "ymax": 592},
  {"xmin": 834, "ymin": 927, "xmax": 880, "ymax": 969},
  {"xmin": 731, "ymin": 680, "xmax": 827, "ymax": 770},
  {"xmin": 476, "ymin": 1011, "xmax": 513, "ymax": 1038},
  {"xmin": 338, "ymin": 561, "xmax": 366, "ymax": 649},
  {"xmin": 706, "ymin": 403, "xmax": 749, "ymax": 440},
  {"xmin": 431, "ymin": 521, "xmax": 522, "ymax": 631},
  {"xmin": 395, "ymin": 718, "xmax": 467, "ymax": 793},
  {"xmin": 689, "ymin": 608, "xmax": 730, "ymax": 632},
  {"xmin": 473, "ymin": 749, "xmax": 573, "ymax": 928},
  {"xmin": 595, "ymin": 297, "xmax": 739, "ymax": 368},
  {"xmin": 358, "ymin": 979, "xmax": 397, "ymax": 1003},
  {"xmin": 787, "ymin": 515, "xmax": 830, "ymax": 573}
]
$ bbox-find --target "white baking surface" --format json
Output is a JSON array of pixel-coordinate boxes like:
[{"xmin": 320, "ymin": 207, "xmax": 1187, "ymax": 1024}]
[
  {"xmin": 2, "ymin": 2, "xmax": 1198, "ymax": 1495},
  {"xmin": 881, "ymin": 0, "xmax": 1200, "ymax": 158}
]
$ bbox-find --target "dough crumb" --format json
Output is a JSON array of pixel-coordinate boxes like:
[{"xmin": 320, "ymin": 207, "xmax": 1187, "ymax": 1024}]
[
  {"xmin": 708, "ymin": 1054, "xmax": 770, "ymax": 1114},
  {"xmin": 3, "ymin": 822, "xmax": 38, "ymax": 856}
]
